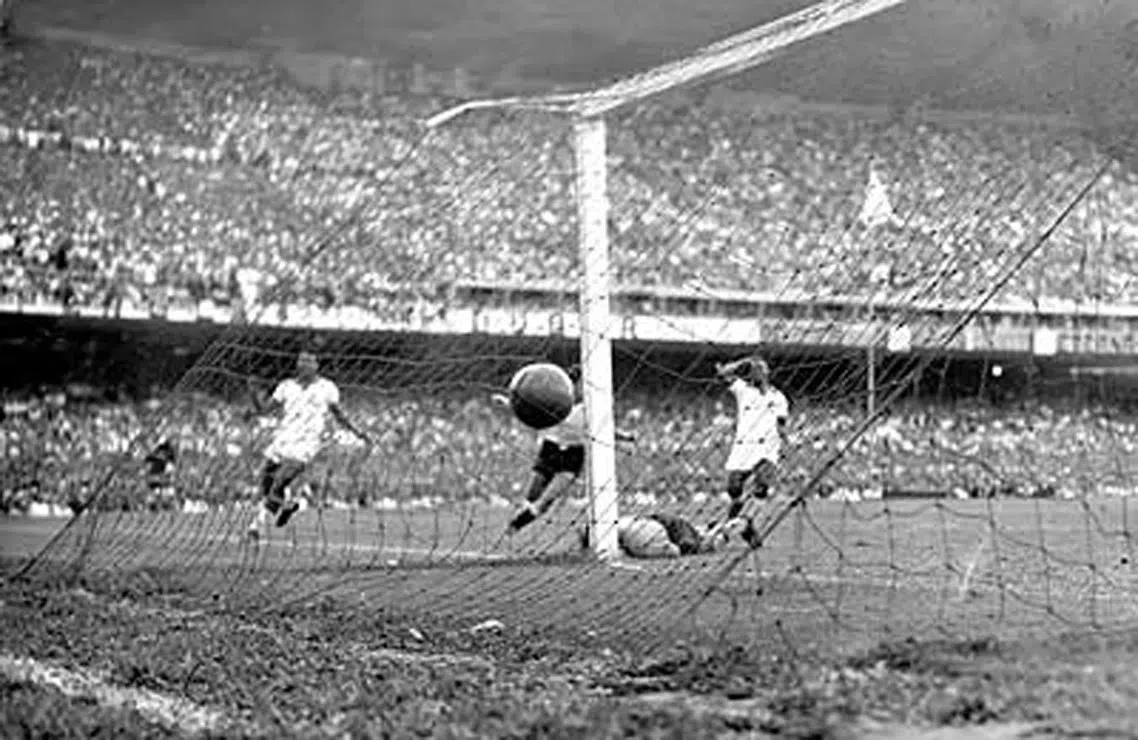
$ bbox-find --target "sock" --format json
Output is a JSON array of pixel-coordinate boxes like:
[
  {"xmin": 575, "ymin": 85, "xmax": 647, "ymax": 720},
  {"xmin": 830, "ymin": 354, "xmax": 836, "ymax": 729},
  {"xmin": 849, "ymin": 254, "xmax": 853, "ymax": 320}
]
[
  {"xmin": 250, "ymin": 506, "xmax": 270, "ymax": 530},
  {"xmin": 525, "ymin": 472, "xmax": 552, "ymax": 504},
  {"xmin": 509, "ymin": 506, "xmax": 537, "ymax": 531}
]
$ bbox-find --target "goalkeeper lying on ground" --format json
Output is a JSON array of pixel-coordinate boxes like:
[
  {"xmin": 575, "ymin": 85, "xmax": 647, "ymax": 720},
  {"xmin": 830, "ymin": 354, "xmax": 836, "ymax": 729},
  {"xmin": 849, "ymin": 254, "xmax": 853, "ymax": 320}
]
[{"xmin": 589, "ymin": 513, "xmax": 748, "ymax": 559}]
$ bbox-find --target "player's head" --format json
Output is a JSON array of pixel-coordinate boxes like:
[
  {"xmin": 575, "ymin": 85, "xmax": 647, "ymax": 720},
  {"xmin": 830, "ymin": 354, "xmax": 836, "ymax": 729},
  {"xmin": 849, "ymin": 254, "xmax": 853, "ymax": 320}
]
[
  {"xmin": 296, "ymin": 351, "xmax": 320, "ymax": 381},
  {"xmin": 747, "ymin": 356, "xmax": 770, "ymax": 386}
]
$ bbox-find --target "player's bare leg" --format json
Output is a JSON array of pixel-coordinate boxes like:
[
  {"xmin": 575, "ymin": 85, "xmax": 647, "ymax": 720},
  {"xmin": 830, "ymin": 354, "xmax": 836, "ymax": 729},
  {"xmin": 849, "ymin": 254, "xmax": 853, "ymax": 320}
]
[
  {"xmin": 248, "ymin": 461, "xmax": 278, "ymax": 541},
  {"xmin": 508, "ymin": 472, "xmax": 572, "ymax": 533},
  {"xmin": 248, "ymin": 459, "xmax": 303, "ymax": 541},
  {"xmin": 743, "ymin": 460, "xmax": 783, "ymax": 547},
  {"xmin": 507, "ymin": 470, "xmax": 553, "ymax": 532},
  {"xmin": 725, "ymin": 470, "xmax": 765, "ymax": 549}
]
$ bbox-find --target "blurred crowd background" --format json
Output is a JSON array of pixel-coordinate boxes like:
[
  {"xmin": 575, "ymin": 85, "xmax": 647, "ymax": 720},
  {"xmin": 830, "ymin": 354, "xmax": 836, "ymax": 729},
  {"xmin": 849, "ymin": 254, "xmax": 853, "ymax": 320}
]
[
  {"xmin": 1, "ymin": 36, "xmax": 1137, "ymax": 515},
  {"xmin": 2, "ymin": 384, "xmax": 1135, "ymax": 514}
]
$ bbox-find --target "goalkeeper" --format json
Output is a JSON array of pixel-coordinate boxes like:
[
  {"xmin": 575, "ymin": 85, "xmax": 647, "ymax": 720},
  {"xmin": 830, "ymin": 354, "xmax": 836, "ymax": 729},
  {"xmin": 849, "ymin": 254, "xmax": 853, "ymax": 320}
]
[
  {"xmin": 582, "ymin": 513, "xmax": 742, "ymax": 559},
  {"xmin": 716, "ymin": 354, "xmax": 789, "ymax": 547}
]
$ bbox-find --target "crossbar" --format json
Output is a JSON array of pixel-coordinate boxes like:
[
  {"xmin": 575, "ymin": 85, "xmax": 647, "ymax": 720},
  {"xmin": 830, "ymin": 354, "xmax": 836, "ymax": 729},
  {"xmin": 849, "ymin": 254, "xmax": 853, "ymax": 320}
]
[{"xmin": 425, "ymin": 0, "xmax": 910, "ymax": 127}]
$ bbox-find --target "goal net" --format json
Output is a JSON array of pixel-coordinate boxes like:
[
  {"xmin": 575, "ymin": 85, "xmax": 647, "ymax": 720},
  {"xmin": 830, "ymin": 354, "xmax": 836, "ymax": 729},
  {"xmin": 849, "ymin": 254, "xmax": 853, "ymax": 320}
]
[{"xmin": 13, "ymin": 28, "xmax": 1138, "ymax": 661}]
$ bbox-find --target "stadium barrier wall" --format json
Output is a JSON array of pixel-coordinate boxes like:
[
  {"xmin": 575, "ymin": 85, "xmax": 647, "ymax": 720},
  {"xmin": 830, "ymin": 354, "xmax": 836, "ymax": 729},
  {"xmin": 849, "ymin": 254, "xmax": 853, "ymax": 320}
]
[
  {"xmin": 3, "ymin": 291, "xmax": 1138, "ymax": 369},
  {"xmin": 1, "ymin": 308, "xmax": 1135, "ymax": 401}
]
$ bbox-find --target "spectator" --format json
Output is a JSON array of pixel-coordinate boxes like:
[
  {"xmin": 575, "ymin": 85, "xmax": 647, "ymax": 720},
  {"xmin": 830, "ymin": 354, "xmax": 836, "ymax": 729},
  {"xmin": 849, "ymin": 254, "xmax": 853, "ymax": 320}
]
[{"xmin": 0, "ymin": 38, "xmax": 1134, "ymax": 314}]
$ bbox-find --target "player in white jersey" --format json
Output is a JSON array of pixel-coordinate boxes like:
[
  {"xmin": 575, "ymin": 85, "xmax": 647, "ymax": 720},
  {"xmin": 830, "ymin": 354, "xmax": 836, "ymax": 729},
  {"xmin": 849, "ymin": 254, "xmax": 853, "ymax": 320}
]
[
  {"xmin": 493, "ymin": 369, "xmax": 635, "ymax": 533},
  {"xmin": 246, "ymin": 351, "xmax": 370, "ymax": 538},
  {"xmin": 716, "ymin": 355, "xmax": 789, "ymax": 547}
]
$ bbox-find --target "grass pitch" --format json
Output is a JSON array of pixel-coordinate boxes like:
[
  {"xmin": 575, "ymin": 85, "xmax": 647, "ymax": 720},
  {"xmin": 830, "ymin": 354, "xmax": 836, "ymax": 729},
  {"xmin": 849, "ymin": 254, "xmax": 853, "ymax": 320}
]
[
  {"xmin": 6, "ymin": 499, "xmax": 1138, "ymax": 738},
  {"xmin": 11, "ymin": 497, "xmax": 1138, "ymax": 656}
]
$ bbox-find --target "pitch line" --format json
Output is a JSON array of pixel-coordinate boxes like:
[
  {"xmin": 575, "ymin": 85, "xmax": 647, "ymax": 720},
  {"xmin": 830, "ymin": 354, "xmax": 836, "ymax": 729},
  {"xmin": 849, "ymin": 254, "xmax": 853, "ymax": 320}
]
[
  {"xmin": 0, "ymin": 652, "xmax": 231, "ymax": 736},
  {"xmin": 76, "ymin": 527, "xmax": 968, "ymax": 593},
  {"xmin": 138, "ymin": 530, "xmax": 954, "ymax": 587},
  {"xmin": 235, "ymin": 535, "xmax": 905, "ymax": 583},
  {"xmin": 231, "ymin": 533, "xmax": 515, "ymax": 563}
]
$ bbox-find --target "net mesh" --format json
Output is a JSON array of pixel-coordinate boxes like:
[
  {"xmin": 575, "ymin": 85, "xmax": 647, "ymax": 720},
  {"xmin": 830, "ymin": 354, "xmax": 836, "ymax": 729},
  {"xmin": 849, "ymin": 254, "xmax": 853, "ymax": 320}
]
[{"xmin": 9, "ymin": 57, "xmax": 1138, "ymax": 660}]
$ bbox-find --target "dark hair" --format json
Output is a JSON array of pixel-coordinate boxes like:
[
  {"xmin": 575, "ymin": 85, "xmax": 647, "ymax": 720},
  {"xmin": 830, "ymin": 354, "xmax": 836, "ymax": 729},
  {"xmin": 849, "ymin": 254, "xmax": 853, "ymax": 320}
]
[{"xmin": 747, "ymin": 356, "xmax": 770, "ymax": 381}]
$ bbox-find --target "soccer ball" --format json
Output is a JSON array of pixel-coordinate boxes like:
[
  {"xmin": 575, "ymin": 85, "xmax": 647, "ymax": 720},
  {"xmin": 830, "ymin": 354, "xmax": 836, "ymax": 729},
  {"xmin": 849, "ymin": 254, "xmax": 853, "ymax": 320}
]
[{"xmin": 508, "ymin": 363, "xmax": 574, "ymax": 430}]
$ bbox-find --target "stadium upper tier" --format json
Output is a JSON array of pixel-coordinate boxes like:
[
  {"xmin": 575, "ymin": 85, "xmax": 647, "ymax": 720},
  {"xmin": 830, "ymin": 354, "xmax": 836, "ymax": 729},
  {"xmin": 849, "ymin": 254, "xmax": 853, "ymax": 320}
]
[{"xmin": 2, "ymin": 39, "xmax": 1136, "ymax": 312}]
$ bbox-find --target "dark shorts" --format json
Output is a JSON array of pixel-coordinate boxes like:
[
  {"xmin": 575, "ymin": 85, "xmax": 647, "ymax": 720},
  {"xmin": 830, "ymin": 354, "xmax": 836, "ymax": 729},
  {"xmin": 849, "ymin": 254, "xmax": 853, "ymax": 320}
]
[
  {"xmin": 262, "ymin": 458, "xmax": 307, "ymax": 508},
  {"xmin": 533, "ymin": 440, "xmax": 585, "ymax": 479},
  {"xmin": 727, "ymin": 459, "xmax": 779, "ymax": 499}
]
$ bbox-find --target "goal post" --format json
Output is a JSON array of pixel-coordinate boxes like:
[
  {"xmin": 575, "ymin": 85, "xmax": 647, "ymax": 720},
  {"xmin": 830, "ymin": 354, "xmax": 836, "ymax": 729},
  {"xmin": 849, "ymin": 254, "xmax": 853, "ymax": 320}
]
[
  {"xmin": 573, "ymin": 115, "xmax": 620, "ymax": 560},
  {"xmin": 420, "ymin": 0, "xmax": 916, "ymax": 561}
]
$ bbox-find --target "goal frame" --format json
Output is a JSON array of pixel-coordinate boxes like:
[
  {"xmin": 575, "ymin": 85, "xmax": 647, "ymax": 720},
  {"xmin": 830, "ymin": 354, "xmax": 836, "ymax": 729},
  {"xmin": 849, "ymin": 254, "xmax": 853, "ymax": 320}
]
[{"xmin": 426, "ymin": 0, "xmax": 913, "ymax": 560}]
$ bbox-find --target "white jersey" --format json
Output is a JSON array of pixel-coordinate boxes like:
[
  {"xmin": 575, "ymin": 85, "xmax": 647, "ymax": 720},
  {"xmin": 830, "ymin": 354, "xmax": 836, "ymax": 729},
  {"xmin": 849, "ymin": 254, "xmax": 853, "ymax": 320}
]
[
  {"xmin": 725, "ymin": 379, "xmax": 788, "ymax": 471},
  {"xmin": 264, "ymin": 377, "xmax": 340, "ymax": 464},
  {"xmin": 541, "ymin": 403, "xmax": 587, "ymax": 449}
]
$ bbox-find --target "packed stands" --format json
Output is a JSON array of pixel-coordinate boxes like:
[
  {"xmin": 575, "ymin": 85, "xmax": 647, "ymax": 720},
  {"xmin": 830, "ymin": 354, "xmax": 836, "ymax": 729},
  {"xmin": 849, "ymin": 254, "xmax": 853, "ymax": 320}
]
[{"xmin": 2, "ymin": 38, "xmax": 1137, "ymax": 316}]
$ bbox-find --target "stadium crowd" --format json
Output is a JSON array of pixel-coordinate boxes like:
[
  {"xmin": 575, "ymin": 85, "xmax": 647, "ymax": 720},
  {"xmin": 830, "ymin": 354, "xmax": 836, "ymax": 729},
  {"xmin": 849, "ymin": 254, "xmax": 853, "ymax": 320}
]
[
  {"xmin": 2, "ymin": 37, "xmax": 1137, "ymax": 318},
  {"xmin": 3, "ymin": 385, "xmax": 1135, "ymax": 515}
]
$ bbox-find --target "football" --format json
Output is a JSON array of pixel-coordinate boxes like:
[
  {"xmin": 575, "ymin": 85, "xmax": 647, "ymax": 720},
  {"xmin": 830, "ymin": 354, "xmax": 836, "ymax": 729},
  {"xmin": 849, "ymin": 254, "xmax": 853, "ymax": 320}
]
[{"xmin": 508, "ymin": 363, "xmax": 575, "ymax": 430}]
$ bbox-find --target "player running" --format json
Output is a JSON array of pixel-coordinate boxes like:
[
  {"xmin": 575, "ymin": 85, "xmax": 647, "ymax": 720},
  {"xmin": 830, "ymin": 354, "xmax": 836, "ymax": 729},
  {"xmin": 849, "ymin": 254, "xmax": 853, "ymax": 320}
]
[
  {"xmin": 716, "ymin": 354, "xmax": 789, "ymax": 547},
  {"xmin": 246, "ymin": 350, "xmax": 370, "ymax": 539},
  {"xmin": 492, "ymin": 370, "xmax": 635, "ymax": 534}
]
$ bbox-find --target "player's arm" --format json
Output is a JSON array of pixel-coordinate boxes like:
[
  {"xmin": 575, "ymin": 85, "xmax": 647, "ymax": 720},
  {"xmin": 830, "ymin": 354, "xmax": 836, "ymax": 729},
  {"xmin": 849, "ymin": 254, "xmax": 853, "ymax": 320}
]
[
  {"xmin": 715, "ymin": 358, "xmax": 750, "ymax": 381},
  {"xmin": 329, "ymin": 403, "xmax": 370, "ymax": 445},
  {"xmin": 246, "ymin": 378, "xmax": 282, "ymax": 416}
]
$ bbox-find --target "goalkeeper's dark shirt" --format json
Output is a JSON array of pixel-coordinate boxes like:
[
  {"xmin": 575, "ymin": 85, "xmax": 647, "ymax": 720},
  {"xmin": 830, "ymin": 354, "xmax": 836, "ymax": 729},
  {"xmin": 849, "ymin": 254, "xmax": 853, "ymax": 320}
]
[{"xmin": 648, "ymin": 513, "xmax": 705, "ymax": 555}]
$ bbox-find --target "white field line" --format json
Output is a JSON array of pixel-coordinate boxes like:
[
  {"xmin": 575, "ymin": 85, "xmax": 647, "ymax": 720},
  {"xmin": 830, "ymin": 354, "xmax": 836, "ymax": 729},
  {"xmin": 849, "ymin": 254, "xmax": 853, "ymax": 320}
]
[
  {"xmin": 69, "ymin": 526, "xmax": 976, "ymax": 594},
  {"xmin": 0, "ymin": 652, "xmax": 230, "ymax": 736},
  {"xmin": 129, "ymin": 530, "xmax": 948, "ymax": 589},
  {"xmin": 68, "ymin": 526, "xmax": 514, "ymax": 563},
  {"xmin": 241, "ymin": 536, "xmax": 905, "ymax": 586},
  {"xmin": 248, "ymin": 534, "xmax": 958, "ymax": 592},
  {"xmin": 240, "ymin": 535, "xmax": 515, "ymax": 563}
]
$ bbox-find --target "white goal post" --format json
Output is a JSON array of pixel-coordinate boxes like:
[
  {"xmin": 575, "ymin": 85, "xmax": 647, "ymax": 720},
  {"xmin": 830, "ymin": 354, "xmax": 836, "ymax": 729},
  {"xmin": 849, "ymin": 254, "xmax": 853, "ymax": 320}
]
[
  {"xmin": 426, "ymin": 0, "xmax": 912, "ymax": 560},
  {"xmin": 574, "ymin": 116, "xmax": 621, "ymax": 559}
]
